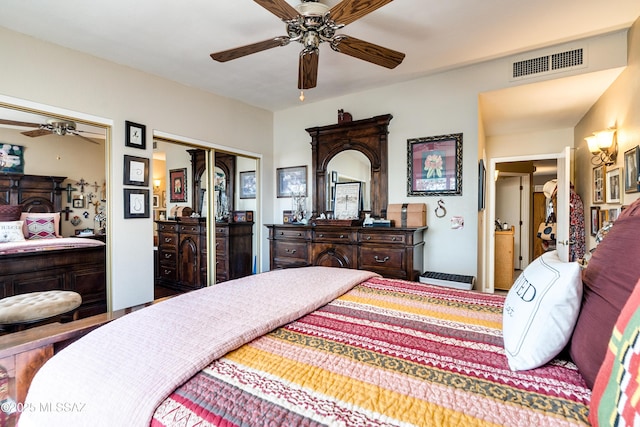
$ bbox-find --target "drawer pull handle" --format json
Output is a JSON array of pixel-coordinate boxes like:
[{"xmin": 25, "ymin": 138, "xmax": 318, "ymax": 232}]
[
  {"xmin": 340, "ymin": 234, "xmax": 345, "ymax": 238},
  {"xmin": 163, "ymin": 269, "xmax": 171, "ymax": 274},
  {"xmin": 164, "ymin": 254, "xmax": 172, "ymax": 259},
  {"xmin": 374, "ymin": 256, "xmax": 390, "ymax": 263},
  {"xmin": 319, "ymin": 234, "xmax": 324, "ymax": 237},
  {"xmin": 279, "ymin": 232, "xmax": 284, "ymax": 235},
  {"xmin": 392, "ymin": 237, "xmax": 397, "ymax": 241},
  {"xmin": 366, "ymin": 236, "xmax": 371, "ymax": 240},
  {"xmin": 297, "ymin": 233, "xmax": 302, "ymax": 236},
  {"xmin": 286, "ymin": 249, "xmax": 297, "ymax": 254},
  {"xmin": 216, "ymin": 242, "xmax": 220, "ymax": 247}
]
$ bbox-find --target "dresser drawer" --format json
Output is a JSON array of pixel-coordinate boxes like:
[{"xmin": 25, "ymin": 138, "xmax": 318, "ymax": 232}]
[
  {"xmin": 180, "ymin": 224, "xmax": 201, "ymax": 234},
  {"xmin": 158, "ymin": 249, "xmax": 177, "ymax": 264},
  {"xmin": 359, "ymin": 231, "xmax": 406, "ymax": 245},
  {"xmin": 157, "ymin": 222, "xmax": 179, "ymax": 233},
  {"xmin": 158, "ymin": 264, "xmax": 177, "ymax": 281},
  {"xmin": 274, "ymin": 241, "xmax": 308, "ymax": 262},
  {"xmin": 215, "ymin": 237, "xmax": 228, "ymax": 256},
  {"xmin": 359, "ymin": 246, "xmax": 406, "ymax": 276},
  {"xmin": 313, "ymin": 230, "xmax": 355, "ymax": 243},
  {"xmin": 273, "ymin": 228, "xmax": 310, "ymax": 240},
  {"xmin": 158, "ymin": 232, "xmax": 178, "ymax": 249},
  {"xmin": 215, "ymin": 226, "xmax": 229, "ymax": 236}
]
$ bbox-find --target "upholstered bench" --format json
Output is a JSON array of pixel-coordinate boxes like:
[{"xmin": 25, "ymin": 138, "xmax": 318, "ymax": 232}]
[{"xmin": 0, "ymin": 291, "xmax": 82, "ymax": 333}]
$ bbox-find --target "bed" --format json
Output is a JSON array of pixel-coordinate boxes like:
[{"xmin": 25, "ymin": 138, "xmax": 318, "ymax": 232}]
[
  {"xmin": 13, "ymin": 199, "xmax": 640, "ymax": 426},
  {"xmin": 0, "ymin": 173, "xmax": 107, "ymax": 320}
]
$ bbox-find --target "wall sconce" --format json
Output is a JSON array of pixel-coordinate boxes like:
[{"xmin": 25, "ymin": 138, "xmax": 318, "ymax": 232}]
[
  {"xmin": 153, "ymin": 179, "xmax": 161, "ymax": 190},
  {"xmin": 585, "ymin": 128, "xmax": 617, "ymax": 166}
]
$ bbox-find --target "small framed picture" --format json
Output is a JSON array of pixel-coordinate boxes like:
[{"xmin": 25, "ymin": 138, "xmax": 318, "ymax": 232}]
[
  {"xmin": 239, "ymin": 170, "xmax": 256, "ymax": 199},
  {"xmin": 72, "ymin": 197, "xmax": 85, "ymax": 209},
  {"xmin": 153, "ymin": 194, "xmax": 160, "ymax": 208},
  {"xmin": 605, "ymin": 167, "xmax": 621, "ymax": 204},
  {"xmin": 169, "ymin": 168, "xmax": 187, "ymax": 202},
  {"xmin": 124, "ymin": 189, "xmax": 149, "ymax": 218},
  {"xmin": 333, "ymin": 181, "xmax": 361, "ymax": 219},
  {"xmin": 125, "ymin": 120, "xmax": 146, "ymax": 149},
  {"xmin": 624, "ymin": 146, "xmax": 639, "ymax": 193},
  {"xmin": 277, "ymin": 166, "xmax": 307, "ymax": 198},
  {"xmin": 123, "ymin": 155, "xmax": 149, "ymax": 186},
  {"xmin": 593, "ymin": 164, "xmax": 605, "ymax": 204},
  {"xmin": 590, "ymin": 206, "xmax": 600, "ymax": 236}
]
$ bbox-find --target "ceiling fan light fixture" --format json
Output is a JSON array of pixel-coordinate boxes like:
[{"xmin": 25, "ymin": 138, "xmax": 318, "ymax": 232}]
[{"xmin": 294, "ymin": 1, "xmax": 330, "ymax": 17}]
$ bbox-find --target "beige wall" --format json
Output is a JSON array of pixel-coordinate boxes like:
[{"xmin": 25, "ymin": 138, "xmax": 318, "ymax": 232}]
[
  {"xmin": 575, "ymin": 16, "xmax": 640, "ymax": 250},
  {"xmin": 0, "ymin": 27, "xmax": 274, "ymax": 310}
]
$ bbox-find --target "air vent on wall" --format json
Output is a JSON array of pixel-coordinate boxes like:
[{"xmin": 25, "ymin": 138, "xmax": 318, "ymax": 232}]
[{"xmin": 512, "ymin": 48, "xmax": 585, "ymax": 80}]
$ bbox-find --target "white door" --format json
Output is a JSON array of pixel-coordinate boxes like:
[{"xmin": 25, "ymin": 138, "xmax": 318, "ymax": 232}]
[{"xmin": 555, "ymin": 147, "xmax": 571, "ymax": 262}]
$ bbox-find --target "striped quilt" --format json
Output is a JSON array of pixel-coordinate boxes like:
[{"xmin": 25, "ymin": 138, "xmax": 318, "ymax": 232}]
[{"xmin": 152, "ymin": 277, "xmax": 591, "ymax": 427}]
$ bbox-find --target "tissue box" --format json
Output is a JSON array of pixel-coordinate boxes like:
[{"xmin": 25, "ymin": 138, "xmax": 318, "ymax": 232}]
[{"xmin": 387, "ymin": 203, "xmax": 427, "ymax": 228}]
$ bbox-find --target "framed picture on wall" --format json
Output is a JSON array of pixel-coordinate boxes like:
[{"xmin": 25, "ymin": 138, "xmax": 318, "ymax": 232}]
[
  {"xmin": 123, "ymin": 155, "xmax": 149, "ymax": 186},
  {"xmin": 605, "ymin": 167, "xmax": 621, "ymax": 204},
  {"xmin": 478, "ymin": 159, "xmax": 486, "ymax": 211},
  {"xmin": 590, "ymin": 206, "xmax": 600, "ymax": 236},
  {"xmin": 407, "ymin": 133, "xmax": 463, "ymax": 196},
  {"xmin": 169, "ymin": 168, "xmax": 187, "ymax": 202},
  {"xmin": 592, "ymin": 164, "xmax": 605, "ymax": 204},
  {"xmin": 624, "ymin": 146, "xmax": 639, "ymax": 193},
  {"xmin": 239, "ymin": 170, "xmax": 256, "ymax": 199},
  {"xmin": 124, "ymin": 189, "xmax": 149, "ymax": 218},
  {"xmin": 276, "ymin": 166, "xmax": 307, "ymax": 198}
]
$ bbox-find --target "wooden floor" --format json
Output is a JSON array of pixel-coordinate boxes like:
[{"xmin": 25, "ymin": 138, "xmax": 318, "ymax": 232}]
[{"xmin": 154, "ymin": 284, "xmax": 183, "ymax": 299}]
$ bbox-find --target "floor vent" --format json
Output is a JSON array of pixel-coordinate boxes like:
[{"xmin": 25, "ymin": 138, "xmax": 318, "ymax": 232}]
[
  {"xmin": 419, "ymin": 271, "xmax": 476, "ymax": 290},
  {"xmin": 512, "ymin": 48, "xmax": 584, "ymax": 80}
]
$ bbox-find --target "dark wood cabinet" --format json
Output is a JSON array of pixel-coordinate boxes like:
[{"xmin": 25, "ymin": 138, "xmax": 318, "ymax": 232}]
[
  {"xmin": 156, "ymin": 219, "xmax": 253, "ymax": 291},
  {"xmin": 267, "ymin": 224, "xmax": 426, "ymax": 281}
]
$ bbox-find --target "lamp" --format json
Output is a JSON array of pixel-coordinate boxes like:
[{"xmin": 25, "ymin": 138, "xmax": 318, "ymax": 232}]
[
  {"xmin": 586, "ymin": 128, "xmax": 617, "ymax": 166},
  {"xmin": 154, "ymin": 179, "xmax": 161, "ymax": 190}
]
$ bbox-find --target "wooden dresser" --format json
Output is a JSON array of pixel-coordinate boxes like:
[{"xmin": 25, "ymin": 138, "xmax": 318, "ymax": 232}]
[
  {"xmin": 494, "ymin": 226, "xmax": 515, "ymax": 290},
  {"xmin": 266, "ymin": 224, "xmax": 426, "ymax": 281},
  {"xmin": 156, "ymin": 219, "xmax": 253, "ymax": 291}
]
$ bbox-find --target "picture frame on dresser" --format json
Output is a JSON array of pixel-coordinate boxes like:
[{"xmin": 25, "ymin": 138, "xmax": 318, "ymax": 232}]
[
  {"xmin": 124, "ymin": 188, "xmax": 149, "ymax": 218},
  {"xmin": 123, "ymin": 155, "xmax": 149, "ymax": 186},
  {"xmin": 407, "ymin": 133, "xmax": 463, "ymax": 196},
  {"xmin": 593, "ymin": 164, "xmax": 605, "ymax": 204},
  {"xmin": 624, "ymin": 146, "xmax": 639, "ymax": 193}
]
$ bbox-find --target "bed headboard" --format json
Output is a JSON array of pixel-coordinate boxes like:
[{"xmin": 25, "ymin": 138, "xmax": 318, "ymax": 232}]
[{"xmin": 0, "ymin": 174, "xmax": 66, "ymax": 213}]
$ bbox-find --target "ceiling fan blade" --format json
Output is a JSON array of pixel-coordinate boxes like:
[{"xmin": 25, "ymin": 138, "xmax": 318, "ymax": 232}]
[
  {"xmin": 0, "ymin": 118, "xmax": 42, "ymax": 128},
  {"xmin": 332, "ymin": 35, "xmax": 405, "ymax": 69},
  {"xmin": 21, "ymin": 129, "xmax": 51, "ymax": 138},
  {"xmin": 211, "ymin": 37, "xmax": 289, "ymax": 62},
  {"xmin": 254, "ymin": 0, "xmax": 300, "ymax": 21},
  {"xmin": 298, "ymin": 48, "xmax": 319, "ymax": 90},
  {"xmin": 329, "ymin": 0, "xmax": 393, "ymax": 26},
  {"xmin": 69, "ymin": 131, "xmax": 100, "ymax": 144}
]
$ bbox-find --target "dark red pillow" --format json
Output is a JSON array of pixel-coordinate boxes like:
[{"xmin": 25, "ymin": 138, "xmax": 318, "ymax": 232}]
[
  {"xmin": 569, "ymin": 198, "xmax": 640, "ymax": 388},
  {"xmin": 0, "ymin": 205, "xmax": 22, "ymax": 221}
]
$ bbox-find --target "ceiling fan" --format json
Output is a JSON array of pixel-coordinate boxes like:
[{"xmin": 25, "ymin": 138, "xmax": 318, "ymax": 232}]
[
  {"xmin": 210, "ymin": 0, "xmax": 405, "ymax": 90},
  {"xmin": 0, "ymin": 118, "xmax": 102, "ymax": 144}
]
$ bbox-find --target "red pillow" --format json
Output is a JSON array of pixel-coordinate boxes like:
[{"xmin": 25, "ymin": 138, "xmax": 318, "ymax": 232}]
[
  {"xmin": 569, "ymin": 198, "xmax": 640, "ymax": 388},
  {"xmin": 0, "ymin": 205, "xmax": 22, "ymax": 222},
  {"xmin": 589, "ymin": 277, "xmax": 640, "ymax": 426}
]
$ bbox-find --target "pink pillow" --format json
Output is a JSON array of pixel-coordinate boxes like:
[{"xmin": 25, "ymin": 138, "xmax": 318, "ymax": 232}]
[
  {"xmin": 569, "ymin": 198, "xmax": 640, "ymax": 388},
  {"xmin": 20, "ymin": 212, "xmax": 61, "ymax": 238},
  {"xmin": 26, "ymin": 217, "xmax": 57, "ymax": 239}
]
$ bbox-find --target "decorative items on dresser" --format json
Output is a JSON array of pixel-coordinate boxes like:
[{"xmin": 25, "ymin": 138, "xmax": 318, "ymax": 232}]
[
  {"xmin": 156, "ymin": 218, "xmax": 253, "ymax": 291},
  {"xmin": 266, "ymin": 224, "xmax": 426, "ymax": 281}
]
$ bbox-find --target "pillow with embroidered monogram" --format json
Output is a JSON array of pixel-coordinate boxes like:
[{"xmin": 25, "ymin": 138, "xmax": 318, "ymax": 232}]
[
  {"xmin": 0, "ymin": 221, "xmax": 26, "ymax": 243},
  {"xmin": 502, "ymin": 250, "xmax": 582, "ymax": 371},
  {"xmin": 25, "ymin": 217, "xmax": 57, "ymax": 239}
]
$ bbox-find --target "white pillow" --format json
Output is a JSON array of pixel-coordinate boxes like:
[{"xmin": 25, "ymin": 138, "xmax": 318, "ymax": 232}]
[
  {"xmin": 0, "ymin": 220, "xmax": 26, "ymax": 243},
  {"xmin": 502, "ymin": 250, "xmax": 582, "ymax": 371}
]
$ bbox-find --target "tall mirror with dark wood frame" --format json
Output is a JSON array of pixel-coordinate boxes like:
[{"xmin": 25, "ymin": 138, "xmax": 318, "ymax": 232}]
[{"xmin": 308, "ymin": 114, "xmax": 392, "ymax": 219}]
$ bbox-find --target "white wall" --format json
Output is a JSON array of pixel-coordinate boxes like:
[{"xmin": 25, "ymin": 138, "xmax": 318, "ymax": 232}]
[{"xmin": 0, "ymin": 27, "xmax": 274, "ymax": 310}]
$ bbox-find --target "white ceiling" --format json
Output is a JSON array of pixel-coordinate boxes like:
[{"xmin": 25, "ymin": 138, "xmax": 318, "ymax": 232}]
[{"xmin": 1, "ymin": 0, "xmax": 639, "ymax": 135}]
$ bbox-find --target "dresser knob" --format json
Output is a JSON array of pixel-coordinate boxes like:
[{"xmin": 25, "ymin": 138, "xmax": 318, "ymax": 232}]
[
  {"xmin": 297, "ymin": 233, "xmax": 302, "ymax": 236},
  {"xmin": 392, "ymin": 237, "xmax": 397, "ymax": 241},
  {"xmin": 319, "ymin": 234, "xmax": 324, "ymax": 237},
  {"xmin": 366, "ymin": 236, "xmax": 371, "ymax": 240},
  {"xmin": 340, "ymin": 234, "xmax": 345, "ymax": 238},
  {"xmin": 286, "ymin": 249, "xmax": 297, "ymax": 254},
  {"xmin": 374, "ymin": 256, "xmax": 390, "ymax": 263}
]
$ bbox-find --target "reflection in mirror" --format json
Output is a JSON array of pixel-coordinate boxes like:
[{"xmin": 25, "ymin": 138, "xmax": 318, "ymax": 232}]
[
  {"xmin": 214, "ymin": 166, "xmax": 228, "ymax": 220},
  {"xmin": 326, "ymin": 150, "xmax": 371, "ymax": 212},
  {"xmin": 0, "ymin": 105, "xmax": 107, "ymax": 237}
]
